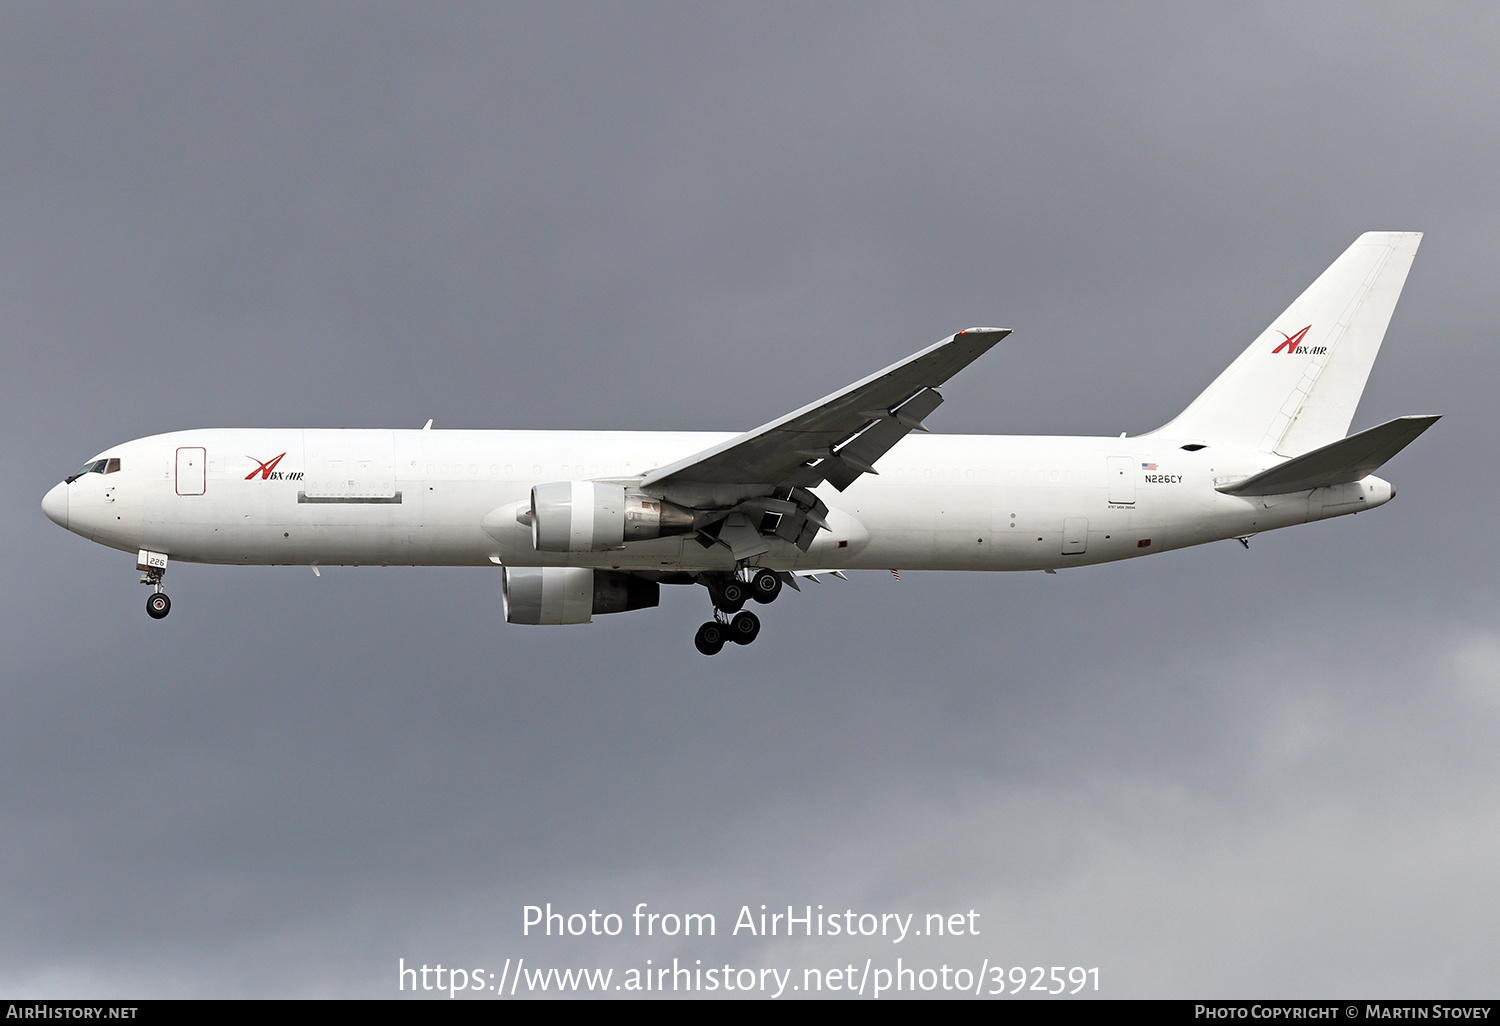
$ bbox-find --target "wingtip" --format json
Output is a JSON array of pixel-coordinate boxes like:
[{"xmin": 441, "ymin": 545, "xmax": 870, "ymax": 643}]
[{"xmin": 1355, "ymin": 230, "xmax": 1424, "ymax": 246}]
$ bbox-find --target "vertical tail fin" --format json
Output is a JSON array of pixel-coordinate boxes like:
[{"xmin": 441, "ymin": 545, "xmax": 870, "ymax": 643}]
[{"xmin": 1149, "ymin": 232, "xmax": 1422, "ymax": 456}]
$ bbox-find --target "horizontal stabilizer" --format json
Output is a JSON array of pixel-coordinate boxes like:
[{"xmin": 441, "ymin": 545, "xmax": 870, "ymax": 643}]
[{"xmin": 1217, "ymin": 415, "xmax": 1439, "ymax": 495}]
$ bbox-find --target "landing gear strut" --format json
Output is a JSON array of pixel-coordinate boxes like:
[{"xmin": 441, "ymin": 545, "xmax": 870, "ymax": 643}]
[{"xmin": 138, "ymin": 549, "xmax": 171, "ymax": 620}]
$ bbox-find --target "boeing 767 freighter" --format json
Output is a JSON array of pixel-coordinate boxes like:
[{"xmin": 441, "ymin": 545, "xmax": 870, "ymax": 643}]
[{"xmin": 43, "ymin": 232, "xmax": 1436, "ymax": 653}]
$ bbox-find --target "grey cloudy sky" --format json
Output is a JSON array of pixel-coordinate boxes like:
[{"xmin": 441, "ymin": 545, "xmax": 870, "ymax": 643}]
[{"xmin": 3, "ymin": 2, "xmax": 1497, "ymax": 999}]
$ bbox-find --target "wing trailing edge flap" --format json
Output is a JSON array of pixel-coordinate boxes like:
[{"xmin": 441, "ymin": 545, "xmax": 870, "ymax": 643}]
[
  {"xmin": 788, "ymin": 569, "xmax": 848, "ymax": 585},
  {"xmin": 763, "ymin": 569, "xmax": 848, "ymax": 592},
  {"xmin": 715, "ymin": 513, "xmax": 771, "ymax": 561},
  {"xmin": 806, "ymin": 385, "xmax": 948, "ymax": 490},
  {"xmin": 694, "ymin": 488, "xmax": 830, "ymax": 553},
  {"xmin": 1216, "ymin": 415, "xmax": 1439, "ymax": 496}
]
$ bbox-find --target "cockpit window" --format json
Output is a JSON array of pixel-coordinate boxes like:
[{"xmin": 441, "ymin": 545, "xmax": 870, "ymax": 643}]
[
  {"xmin": 105, "ymin": 458, "xmax": 121, "ymax": 474},
  {"xmin": 65, "ymin": 459, "xmax": 109, "ymax": 483}
]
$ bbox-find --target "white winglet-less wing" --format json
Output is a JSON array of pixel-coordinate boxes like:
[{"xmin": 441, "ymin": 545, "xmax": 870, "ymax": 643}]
[{"xmin": 42, "ymin": 234, "xmax": 1436, "ymax": 654}]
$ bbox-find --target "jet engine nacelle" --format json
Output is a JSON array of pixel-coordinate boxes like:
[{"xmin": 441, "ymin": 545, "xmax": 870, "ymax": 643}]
[
  {"xmin": 502, "ymin": 567, "xmax": 660, "ymax": 625},
  {"xmin": 531, "ymin": 481, "xmax": 695, "ymax": 552}
]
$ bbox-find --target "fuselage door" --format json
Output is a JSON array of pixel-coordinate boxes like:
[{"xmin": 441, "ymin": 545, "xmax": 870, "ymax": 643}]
[
  {"xmin": 176, "ymin": 447, "xmax": 206, "ymax": 495},
  {"xmin": 1062, "ymin": 517, "xmax": 1088, "ymax": 554},
  {"xmin": 1106, "ymin": 456, "xmax": 1135, "ymax": 505}
]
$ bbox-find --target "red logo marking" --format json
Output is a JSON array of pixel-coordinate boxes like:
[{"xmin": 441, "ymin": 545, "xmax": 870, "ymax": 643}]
[
  {"xmin": 245, "ymin": 453, "xmax": 286, "ymax": 480},
  {"xmin": 1272, "ymin": 324, "xmax": 1312, "ymax": 355}
]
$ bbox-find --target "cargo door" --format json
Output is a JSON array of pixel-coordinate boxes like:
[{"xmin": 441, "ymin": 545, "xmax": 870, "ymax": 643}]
[
  {"xmin": 175, "ymin": 447, "xmax": 206, "ymax": 495},
  {"xmin": 303, "ymin": 430, "xmax": 398, "ymax": 500}
]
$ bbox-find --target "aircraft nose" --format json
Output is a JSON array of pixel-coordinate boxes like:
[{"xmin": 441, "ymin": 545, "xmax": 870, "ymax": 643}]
[{"xmin": 42, "ymin": 481, "xmax": 68, "ymax": 529}]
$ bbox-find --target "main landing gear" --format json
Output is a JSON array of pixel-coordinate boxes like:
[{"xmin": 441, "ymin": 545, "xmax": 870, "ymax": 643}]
[
  {"xmin": 693, "ymin": 568, "xmax": 781, "ymax": 655},
  {"xmin": 138, "ymin": 549, "xmax": 171, "ymax": 620}
]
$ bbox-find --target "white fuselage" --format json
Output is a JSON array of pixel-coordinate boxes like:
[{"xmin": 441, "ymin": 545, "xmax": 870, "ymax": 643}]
[{"xmin": 47, "ymin": 428, "xmax": 1394, "ymax": 573}]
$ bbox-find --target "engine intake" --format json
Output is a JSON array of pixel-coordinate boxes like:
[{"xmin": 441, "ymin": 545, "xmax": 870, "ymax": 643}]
[
  {"xmin": 502, "ymin": 567, "xmax": 660, "ymax": 624},
  {"xmin": 531, "ymin": 481, "xmax": 694, "ymax": 552}
]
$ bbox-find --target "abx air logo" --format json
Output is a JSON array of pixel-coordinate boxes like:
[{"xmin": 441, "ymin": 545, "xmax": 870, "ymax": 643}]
[
  {"xmin": 1271, "ymin": 324, "xmax": 1326, "ymax": 356},
  {"xmin": 245, "ymin": 453, "xmax": 302, "ymax": 481}
]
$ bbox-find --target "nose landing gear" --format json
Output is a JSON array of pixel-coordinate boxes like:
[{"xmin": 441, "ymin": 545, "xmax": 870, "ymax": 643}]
[{"xmin": 138, "ymin": 549, "xmax": 171, "ymax": 620}]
